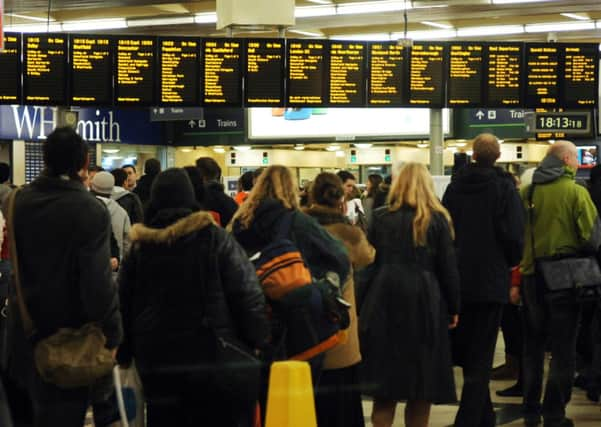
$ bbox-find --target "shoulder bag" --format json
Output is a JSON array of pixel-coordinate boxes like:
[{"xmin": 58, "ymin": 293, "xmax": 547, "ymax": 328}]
[
  {"xmin": 527, "ymin": 184, "xmax": 601, "ymax": 302},
  {"xmin": 7, "ymin": 188, "xmax": 114, "ymax": 389}
]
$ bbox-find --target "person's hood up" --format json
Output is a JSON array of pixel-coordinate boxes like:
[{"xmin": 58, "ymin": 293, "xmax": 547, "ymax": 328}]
[
  {"xmin": 233, "ymin": 198, "xmax": 289, "ymax": 239},
  {"xmin": 111, "ymin": 186, "xmax": 130, "ymax": 201},
  {"xmin": 451, "ymin": 164, "xmax": 509, "ymax": 194},
  {"xmin": 532, "ymin": 154, "xmax": 575, "ymax": 184}
]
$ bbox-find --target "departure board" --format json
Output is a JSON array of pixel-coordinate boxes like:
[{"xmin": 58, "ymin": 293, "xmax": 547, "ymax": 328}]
[
  {"xmin": 486, "ymin": 43, "xmax": 523, "ymax": 107},
  {"xmin": 202, "ymin": 39, "xmax": 243, "ymax": 106},
  {"xmin": 245, "ymin": 39, "xmax": 285, "ymax": 106},
  {"xmin": 159, "ymin": 37, "xmax": 200, "ymax": 106},
  {"xmin": 562, "ymin": 44, "xmax": 598, "ymax": 107},
  {"xmin": 287, "ymin": 40, "xmax": 326, "ymax": 106},
  {"xmin": 115, "ymin": 36, "xmax": 156, "ymax": 105},
  {"xmin": 447, "ymin": 42, "xmax": 484, "ymax": 107},
  {"xmin": 70, "ymin": 35, "xmax": 113, "ymax": 105},
  {"xmin": 409, "ymin": 42, "xmax": 446, "ymax": 107},
  {"xmin": 368, "ymin": 42, "xmax": 407, "ymax": 106},
  {"xmin": 23, "ymin": 34, "xmax": 67, "ymax": 105},
  {"xmin": 328, "ymin": 41, "xmax": 366, "ymax": 106},
  {"xmin": 0, "ymin": 33, "xmax": 22, "ymax": 104},
  {"xmin": 525, "ymin": 44, "xmax": 560, "ymax": 107}
]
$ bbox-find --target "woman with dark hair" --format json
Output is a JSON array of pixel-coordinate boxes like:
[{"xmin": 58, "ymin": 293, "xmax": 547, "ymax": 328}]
[
  {"xmin": 118, "ymin": 168, "xmax": 269, "ymax": 427},
  {"xmin": 304, "ymin": 172, "xmax": 375, "ymax": 427},
  {"xmin": 363, "ymin": 174, "xmax": 383, "ymax": 226}
]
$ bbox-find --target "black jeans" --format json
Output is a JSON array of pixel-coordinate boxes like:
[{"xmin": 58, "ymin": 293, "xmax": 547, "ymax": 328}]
[
  {"xmin": 453, "ymin": 302, "xmax": 503, "ymax": 427},
  {"xmin": 501, "ymin": 303, "xmax": 523, "ymax": 360},
  {"xmin": 522, "ymin": 275, "xmax": 581, "ymax": 423}
]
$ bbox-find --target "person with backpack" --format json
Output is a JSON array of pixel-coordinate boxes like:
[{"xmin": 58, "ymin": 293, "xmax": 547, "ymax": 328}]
[
  {"xmin": 360, "ymin": 163, "xmax": 460, "ymax": 427},
  {"xmin": 230, "ymin": 165, "xmax": 350, "ymax": 382},
  {"xmin": 304, "ymin": 172, "xmax": 375, "ymax": 427}
]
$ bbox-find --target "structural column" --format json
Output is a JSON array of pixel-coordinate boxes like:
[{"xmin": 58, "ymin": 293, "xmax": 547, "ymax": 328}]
[{"xmin": 429, "ymin": 109, "xmax": 444, "ymax": 175}]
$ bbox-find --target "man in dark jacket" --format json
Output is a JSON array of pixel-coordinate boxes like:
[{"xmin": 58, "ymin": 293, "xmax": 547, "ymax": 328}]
[
  {"xmin": 7, "ymin": 127, "xmax": 122, "ymax": 427},
  {"xmin": 133, "ymin": 158, "xmax": 161, "ymax": 206},
  {"xmin": 196, "ymin": 157, "xmax": 238, "ymax": 227},
  {"xmin": 111, "ymin": 168, "xmax": 144, "ymax": 224},
  {"xmin": 443, "ymin": 133, "xmax": 525, "ymax": 427}
]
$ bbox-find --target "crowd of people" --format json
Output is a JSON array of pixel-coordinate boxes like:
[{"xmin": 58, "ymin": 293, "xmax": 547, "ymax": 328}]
[{"xmin": 0, "ymin": 126, "xmax": 600, "ymax": 427}]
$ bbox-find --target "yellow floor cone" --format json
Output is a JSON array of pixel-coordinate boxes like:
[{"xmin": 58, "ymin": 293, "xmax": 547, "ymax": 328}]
[{"xmin": 265, "ymin": 361, "xmax": 317, "ymax": 427}]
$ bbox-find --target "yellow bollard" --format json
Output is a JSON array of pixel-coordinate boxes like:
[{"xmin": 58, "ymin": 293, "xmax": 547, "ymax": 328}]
[{"xmin": 265, "ymin": 361, "xmax": 317, "ymax": 427}]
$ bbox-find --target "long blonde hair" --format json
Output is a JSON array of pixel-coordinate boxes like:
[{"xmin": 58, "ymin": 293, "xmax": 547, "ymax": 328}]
[
  {"xmin": 387, "ymin": 163, "xmax": 454, "ymax": 246},
  {"xmin": 230, "ymin": 165, "xmax": 299, "ymax": 229}
]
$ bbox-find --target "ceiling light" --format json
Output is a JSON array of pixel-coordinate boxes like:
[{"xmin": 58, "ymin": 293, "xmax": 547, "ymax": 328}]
[
  {"xmin": 456, "ymin": 142, "xmax": 467, "ymax": 147},
  {"xmin": 337, "ymin": 1, "xmax": 410, "ymax": 15},
  {"xmin": 194, "ymin": 12, "xmax": 218, "ymax": 24},
  {"xmin": 525, "ymin": 21, "xmax": 595, "ymax": 33},
  {"xmin": 5, "ymin": 23, "xmax": 62, "ymax": 32},
  {"xmin": 413, "ymin": 2, "xmax": 449, "ymax": 9},
  {"xmin": 4, "ymin": 13, "xmax": 55, "ymax": 22},
  {"xmin": 467, "ymin": 150, "xmax": 474, "ymax": 156},
  {"xmin": 335, "ymin": 150, "xmax": 346, "ymax": 158},
  {"xmin": 548, "ymin": 139, "xmax": 556, "ymax": 144},
  {"xmin": 234, "ymin": 145, "xmax": 252, "ymax": 152},
  {"xmin": 306, "ymin": 0, "xmax": 333, "ymax": 4},
  {"xmin": 61, "ymin": 18, "xmax": 127, "ymax": 32},
  {"xmin": 213, "ymin": 147, "xmax": 226, "ymax": 154},
  {"xmin": 355, "ymin": 143, "xmax": 373, "ymax": 149},
  {"xmin": 498, "ymin": 139, "xmax": 505, "ymax": 144},
  {"xmin": 331, "ymin": 33, "xmax": 392, "ymax": 41},
  {"xmin": 294, "ymin": 144, "xmax": 305, "ymax": 151},
  {"xmin": 457, "ymin": 25, "xmax": 524, "ymax": 37},
  {"xmin": 181, "ymin": 148, "xmax": 193, "ymax": 153},
  {"xmin": 102, "ymin": 149, "xmax": 120, "ymax": 154},
  {"xmin": 560, "ymin": 13, "xmax": 589, "ymax": 21},
  {"xmin": 295, "ymin": 6, "xmax": 337, "ymax": 18},
  {"xmin": 446, "ymin": 146, "xmax": 458, "ymax": 153},
  {"xmin": 421, "ymin": 21, "xmax": 453, "ymax": 29},
  {"xmin": 288, "ymin": 29, "xmax": 324, "ymax": 37},
  {"xmin": 491, "ymin": 0, "xmax": 550, "ymax": 4},
  {"xmin": 128, "ymin": 16, "xmax": 195, "ymax": 27},
  {"xmin": 326, "ymin": 145, "xmax": 341, "ymax": 152},
  {"xmin": 400, "ymin": 29, "xmax": 456, "ymax": 40},
  {"xmin": 417, "ymin": 142, "xmax": 429, "ymax": 148}
]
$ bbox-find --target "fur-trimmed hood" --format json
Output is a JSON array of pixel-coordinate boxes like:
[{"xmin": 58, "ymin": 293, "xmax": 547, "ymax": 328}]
[{"xmin": 130, "ymin": 211, "xmax": 215, "ymax": 245}]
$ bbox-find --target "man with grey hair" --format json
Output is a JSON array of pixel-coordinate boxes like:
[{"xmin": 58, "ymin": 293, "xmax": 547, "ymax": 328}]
[
  {"xmin": 520, "ymin": 140, "xmax": 601, "ymax": 427},
  {"xmin": 443, "ymin": 133, "xmax": 524, "ymax": 427}
]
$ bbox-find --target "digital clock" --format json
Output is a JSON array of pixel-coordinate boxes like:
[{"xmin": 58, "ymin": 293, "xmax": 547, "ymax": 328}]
[{"xmin": 529, "ymin": 111, "xmax": 591, "ymax": 135}]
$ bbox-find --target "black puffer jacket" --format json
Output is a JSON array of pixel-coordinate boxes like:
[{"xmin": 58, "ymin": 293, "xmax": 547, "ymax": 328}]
[
  {"xmin": 117, "ymin": 209, "xmax": 269, "ymax": 366},
  {"xmin": 203, "ymin": 181, "xmax": 239, "ymax": 227},
  {"xmin": 442, "ymin": 164, "xmax": 524, "ymax": 304}
]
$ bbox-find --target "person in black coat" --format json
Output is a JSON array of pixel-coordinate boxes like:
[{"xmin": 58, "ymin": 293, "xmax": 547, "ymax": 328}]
[
  {"xmin": 196, "ymin": 157, "xmax": 238, "ymax": 227},
  {"xmin": 442, "ymin": 133, "xmax": 525, "ymax": 427},
  {"xmin": 117, "ymin": 168, "xmax": 269, "ymax": 427},
  {"xmin": 133, "ymin": 158, "xmax": 161, "ymax": 207},
  {"xmin": 360, "ymin": 162, "xmax": 460, "ymax": 427},
  {"xmin": 7, "ymin": 127, "xmax": 122, "ymax": 427}
]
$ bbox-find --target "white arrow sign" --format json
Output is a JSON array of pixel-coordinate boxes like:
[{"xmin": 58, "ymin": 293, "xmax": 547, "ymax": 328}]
[
  {"xmin": 476, "ymin": 110, "xmax": 485, "ymax": 120},
  {"xmin": 188, "ymin": 120, "xmax": 196, "ymax": 128}
]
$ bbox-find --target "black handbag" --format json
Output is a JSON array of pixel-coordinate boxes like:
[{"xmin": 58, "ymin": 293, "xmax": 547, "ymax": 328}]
[{"xmin": 527, "ymin": 185, "xmax": 601, "ymax": 302}]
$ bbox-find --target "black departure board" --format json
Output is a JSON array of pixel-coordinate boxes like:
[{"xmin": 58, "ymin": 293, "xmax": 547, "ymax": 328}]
[
  {"xmin": 115, "ymin": 36, "xmax": 156, "ymax": 106},
  {"xmin": 368, "ymin": 42, "xmax": 407, "ymax": 106},
  {"xmin": 0, "ymin": 33, "xmax": 22, "ymax": 104},
  {"xmin": 159, "ymin": 37, "xmax": 200, "ymax": 106},
  {"xmin": 245, "ymin": 39, "xmax": 285, "ymax": 106},
  {"xmin": 287, "ymin": 40, "xmax": 326, "ymax": 106},
  {"xmin": 526, "ymin": 43, "xmax": 560, "ymax": 108},
  {"xmin": 202, "ymin": 39, "xmax": 243, "ymax": 106},
  {"xmin": 486, "ymin": 43, "xmax": 523, "ymax": 107},
  {"xmin": 447, "ymin": 42, "xmax": 484, "ymax": 107},
  {"xmin": 70, "ymin": 35, "xmax": 113, "ymax": 106},
  {"xmin": 23, "ymin": 34, "xmax": 67, "ymax": 105},
  {"xmin": 328, "ymin": 41, "xmax": 366, "ymax": 106},
  {"xmin": 409, "ymin": 42, "xmax": 446, "ymax": 107},
  {"xmin": 562, "ymin": 44, "xmax": 598, "ymax": 107}
]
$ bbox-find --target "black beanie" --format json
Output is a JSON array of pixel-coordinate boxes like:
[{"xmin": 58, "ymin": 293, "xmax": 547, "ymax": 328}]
[{"xmin": 149, "ymin": 168, "xmax": 199, "ymax": 212}]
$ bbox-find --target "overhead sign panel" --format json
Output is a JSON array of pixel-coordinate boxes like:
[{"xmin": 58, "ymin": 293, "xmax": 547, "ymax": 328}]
[
  {"xmin": 159, "ymin": 37, "xmax": 200, "ymax": 107},
  {"xmin": 245, "ymin": 39, "xmax": 285, "ymax": 106},
  {"xmin": 23, "ymin": 33, "xmax": 67, "ymax": 105},
  {"xmin": 525, "ymin": 43, "xmax": 560, "ymax": 108},
  {"xmin": 70, "ymin": 35, "xmax": 114, "ymax": 106},
  {"xmin": 367, "ymin": 42, "xmax": 407, "ymax": 106},
  {"xmin": 115, "ymin": 36, "xmax": 156, "ymax": 106},
  {"xmin": 562, "ymin": 44, "xmax": 598, "ymax": 107},
  {"xmin": 202, "ymin": 39, "xmax": 243, "ymax": 106},
  {"xmin": 287, "ymin": 39, "xmax": 327, "ymax": 106},
  {"xmin": 486, "ymin": 42, "xmax": 523, "ymax": 107},
  {"xmin": 408, "ymin": 42, "xmax": 446, "ymax": 107},
  {"xmin": 0, "ymin": 33, "xmax": 21, "ymax": 104},
  {"xmin": 447, "ymin": 42, "xmax": 484, "ymax": 107},
  {"xmin": 328, "ymin": 41, "xmax": 367, "ymax": 106}
]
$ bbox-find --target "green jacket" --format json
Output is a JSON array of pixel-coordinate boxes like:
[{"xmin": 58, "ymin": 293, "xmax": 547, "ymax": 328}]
[{"xmin": 521, "ymin": 155, "xmax": 601, "ymax": 275}]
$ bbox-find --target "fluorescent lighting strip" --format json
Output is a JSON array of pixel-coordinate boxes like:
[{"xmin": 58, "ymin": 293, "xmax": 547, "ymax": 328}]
[
  {"xmin": 525, "ymin": 21, "xmax": 595, "ymax": 33},
  {"xmin": 400, "ymin": 29, "xmax": 457, "ymax": 39},
  {"xmin": 337, "ymin": 0, "xmax": 410, "ymax": 15},
  {"xmin": 457, "ymin": 25, "xmax": 524, "ymax": 37},
  {"xmin": 61, "ymin": 18, "xmax": 127, "ymax": 32},
  {"xmin": 421, "ymin": 21, "xmax": 453, "ymax": 29},
  {"xmin": 4, "ymin": 13, "xmax": 55, "ymax": 22},
  {"xmin": 491, "ymin": 0, "xmax": 551, "ymax": 4},
  {"xmin": 4, "ymin": 23, "xmax": 62, "ymax": 32},
  {"xmin": 194, "ymin": 12, "xmax": 217, "ymax": 24},
  {"xmin": 560, "ymin": 13, "xmax": 589, "ymax": 21},
  {"xmin": 295, "ymin": 6, "xmax": 337, "ymax": 18},
  {"xmin": 331, "ymin": 33, "xmax": 392, "ymax": 41},
  {"xmin": 128, "ymin": 16, "xmax": 195, "ymax": 27}
]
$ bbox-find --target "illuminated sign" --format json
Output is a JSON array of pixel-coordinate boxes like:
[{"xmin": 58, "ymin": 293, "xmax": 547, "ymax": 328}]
[
  {"xmin": 328, "ymin": 41, "xmax": 366, "ymax": 106},
  {"xmin": 159, "ymin": 37, "xmax": 200, "ymax": 106},
  {"xmin": 447, "ymin": 42, "xmax": 484, "ymax": 107},
  {"xmin": 70, "ymin": 35, "xmax": 113, "ymax": 105},
  {"xmin": 115, "ymin": 36, "xmax": 156, "ymax": 105},
  {"xmin": 287, "ymin": 40, "xmax": 326, "ymax": 106},
  {"xmin": 245, "ymin": 39, "xmax": 285, "ymax": 106},
  {"xmin": 23, "ymin": 34, "xmax": 67, "ymax": 105},
  {"xmin": 202, "ymin": 39, "xmax": 243, "ymax": 106},
  {"xmin": 0, "ymin": 33, "xmax": 21, "ymax": 103},
  {"xmin": 409, "ymin": 42, "xmax": 446, "ymax": 107}
]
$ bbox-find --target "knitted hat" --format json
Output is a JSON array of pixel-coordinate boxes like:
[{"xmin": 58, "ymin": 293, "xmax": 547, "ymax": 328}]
[
  {"xmin": 91, "ymin": 171, "xmax": 115, "ymax": 196},
  {"xmin": 149, "ymin": 168, "xmax": 198, "ymax": 212}
]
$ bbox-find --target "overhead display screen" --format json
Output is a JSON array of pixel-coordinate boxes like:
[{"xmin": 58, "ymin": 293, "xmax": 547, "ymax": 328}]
[
  {"xmin": 23, "ymin": 34, "xmax": 67, "ymax": 105},
  {"xmin": 287, "ymin": 40, "xmax": 326, "ymax": 106},
  {"xmin": 0, "ymin": 33, "xmax": 22, "ymax": 104},
  {"xmin": 202, "ymin": 39, "xmax": 243, "ymax": 106},
  {"xmin": 328, "ymin": 41, "xmax": 366, "ymax": 106},
  {"xmin": 116, "ymin": 36, "xmax": 156, "ymax": 105},
  {"xmin": 447, "ymin": 42, "xmax": 484, "ymax": 107},
  {"xmin": 526, "ymin": 44, "xmax": 560, "ymax": 107},
  {"xmin": 562, "ymin": 44, "xmax": 598, "ymax": 107},
  {"xmin": 245, "ymin": 39, "xmax": 285, "ymax": 106},
  {"xmin": 70, "ymin": 35, "xmax": 113, "ymax": 105},
  {"xmin": 486, "ymin": 43, "xmax": 523, "ymax": 107},
  {"xmin": 368, "ymin": 42, "xmax": 407, "ymax": 106},
  {"xmin": 159, "ymin": 37, "xmax": 200, "ymax": 106},
  {"xmin": 409, "ymin": 42, "xmax": 446, "ymax": 107}
]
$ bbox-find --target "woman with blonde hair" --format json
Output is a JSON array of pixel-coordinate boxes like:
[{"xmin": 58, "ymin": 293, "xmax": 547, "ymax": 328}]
[{"xmin": 360, "ymin": 163, "xmax": 461, "ymax": 427}]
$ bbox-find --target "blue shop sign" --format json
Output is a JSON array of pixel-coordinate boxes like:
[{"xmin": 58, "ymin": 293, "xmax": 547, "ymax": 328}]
[{"xmin": 0, "ymin": 105, "xmax": 162, "ymax": 145}]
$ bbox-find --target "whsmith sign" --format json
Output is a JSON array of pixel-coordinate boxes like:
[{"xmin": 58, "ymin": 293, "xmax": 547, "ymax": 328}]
[{"xmin": 0, "ymin": 106, "xmax": 163, "ymax": 145}]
